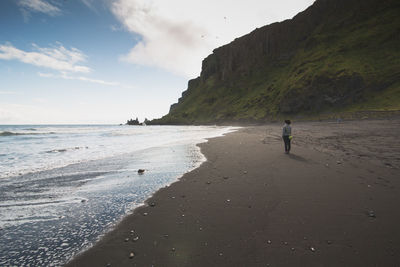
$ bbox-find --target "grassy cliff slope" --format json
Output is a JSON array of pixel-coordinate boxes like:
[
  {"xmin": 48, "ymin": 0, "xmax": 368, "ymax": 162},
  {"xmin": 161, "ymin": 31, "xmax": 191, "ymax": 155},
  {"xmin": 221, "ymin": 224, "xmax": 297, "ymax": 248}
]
[{"xmin": 152, "ymin": 0, "xmax": 400, "ymax": 124}]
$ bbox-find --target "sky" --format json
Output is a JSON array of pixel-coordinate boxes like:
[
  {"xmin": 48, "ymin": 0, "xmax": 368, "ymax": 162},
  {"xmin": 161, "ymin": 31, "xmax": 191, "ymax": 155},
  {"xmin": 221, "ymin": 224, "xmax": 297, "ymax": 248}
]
[{"xmin": 0, "ymin": 0, "xmax": 315, "ymax": 124}]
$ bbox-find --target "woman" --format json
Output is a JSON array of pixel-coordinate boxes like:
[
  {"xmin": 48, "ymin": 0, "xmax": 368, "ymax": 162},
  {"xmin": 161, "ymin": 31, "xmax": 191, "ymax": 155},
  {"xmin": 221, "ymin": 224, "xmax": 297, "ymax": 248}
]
[{"xmin": 282, "ymin": 119, "xmax": 292, "ymax": 154}]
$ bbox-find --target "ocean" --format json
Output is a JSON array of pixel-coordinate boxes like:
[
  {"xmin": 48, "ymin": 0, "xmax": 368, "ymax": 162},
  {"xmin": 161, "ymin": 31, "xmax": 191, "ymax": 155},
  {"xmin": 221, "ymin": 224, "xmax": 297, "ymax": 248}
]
[{"xmin": 0, "ymin": 125, "xmax": 235, "ymax": 266}]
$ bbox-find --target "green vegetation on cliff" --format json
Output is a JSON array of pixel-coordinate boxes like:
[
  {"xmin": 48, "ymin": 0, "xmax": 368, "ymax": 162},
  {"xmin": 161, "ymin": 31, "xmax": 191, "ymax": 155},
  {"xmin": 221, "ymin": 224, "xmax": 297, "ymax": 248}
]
[{"xmin": 152, "ymin": 0, "xmax": 400, "ymax": 124}]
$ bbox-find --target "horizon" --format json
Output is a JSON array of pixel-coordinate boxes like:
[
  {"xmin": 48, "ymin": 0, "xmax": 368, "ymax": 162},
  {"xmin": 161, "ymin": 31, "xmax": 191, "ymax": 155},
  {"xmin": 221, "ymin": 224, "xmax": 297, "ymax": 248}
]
[{"xmin": 1, "ymin": 0, "xmax": 315, "ymax": 124}]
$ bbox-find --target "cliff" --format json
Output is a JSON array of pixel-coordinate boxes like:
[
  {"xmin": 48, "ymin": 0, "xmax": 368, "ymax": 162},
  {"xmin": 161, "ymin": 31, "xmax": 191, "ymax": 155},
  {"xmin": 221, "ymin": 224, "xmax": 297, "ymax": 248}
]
[{"xmin": 152, "ymin": 0, "xmax": 400, "ymax": 124}]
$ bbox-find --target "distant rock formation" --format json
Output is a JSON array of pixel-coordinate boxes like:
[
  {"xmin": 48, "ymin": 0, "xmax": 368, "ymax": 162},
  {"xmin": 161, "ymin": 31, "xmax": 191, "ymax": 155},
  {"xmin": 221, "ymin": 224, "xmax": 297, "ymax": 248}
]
[
  {"xmin": 126, "ymin": 118, "xmax": 150, "ymax": 126},
  {"xmin": 150, "ymin": 0, "xmax": 399, "ymax": 124},
  {"xmin": 126, "ymin": 117, "xmax": 140, "ymax": 125}
]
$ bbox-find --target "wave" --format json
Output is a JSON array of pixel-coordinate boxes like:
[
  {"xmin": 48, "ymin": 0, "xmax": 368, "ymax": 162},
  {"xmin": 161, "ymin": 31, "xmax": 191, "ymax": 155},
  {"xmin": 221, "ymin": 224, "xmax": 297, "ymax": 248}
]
[
  {"xmin": 45, "ymin": 146, "xmax": 88, "ymax": 153},
  {"xmin": 0, "ymin": 131, "xmax": 55, "ymax": 137}
]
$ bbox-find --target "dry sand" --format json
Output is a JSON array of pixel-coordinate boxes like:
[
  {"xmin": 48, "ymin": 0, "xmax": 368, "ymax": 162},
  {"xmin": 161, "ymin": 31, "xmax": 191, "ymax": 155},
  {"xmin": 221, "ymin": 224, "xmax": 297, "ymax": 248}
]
[{"xmin": 65, "ymin": 119, "xmax": 400, "ymax": 267}]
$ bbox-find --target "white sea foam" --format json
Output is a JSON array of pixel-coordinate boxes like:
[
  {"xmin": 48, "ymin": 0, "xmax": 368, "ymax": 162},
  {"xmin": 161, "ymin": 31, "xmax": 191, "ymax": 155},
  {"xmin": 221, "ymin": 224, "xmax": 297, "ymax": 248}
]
[{"xmin": 0, "ymin": 125, "xmax": 236, "ymax": 179}]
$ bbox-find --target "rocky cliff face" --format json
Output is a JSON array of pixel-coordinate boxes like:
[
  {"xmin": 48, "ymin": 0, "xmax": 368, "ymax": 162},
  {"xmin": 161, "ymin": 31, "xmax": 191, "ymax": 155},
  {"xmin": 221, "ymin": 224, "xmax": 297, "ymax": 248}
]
[
  {"xmin": 200, "ymin": 0, "xmax": 394, "ymax": 81},
  {"xmin": 153, "ymin": 0, "xmax": 400, "ymax": 124}
]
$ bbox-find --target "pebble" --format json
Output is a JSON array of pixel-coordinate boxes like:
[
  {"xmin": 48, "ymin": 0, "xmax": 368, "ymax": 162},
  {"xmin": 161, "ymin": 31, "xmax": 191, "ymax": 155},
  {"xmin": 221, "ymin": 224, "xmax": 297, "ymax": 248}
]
[
  {"xmin": 133, "ymin": 236, "xmax": 139, "ymax": 242},
  {"xmin": 149, "ymin": 202, "xmax": 156, "ymax": 207},
  {"xmin": 124, "ymin": 238, "xmax": 129, "ymax": 242},
  {"xmin": 206, "ymin": 181, "xmax": 211, "ymax": 185},
  {"xmin": 106, "ymin": 263, "xmax": 111, "ymax": 267},
  {"xmin": 129, "ymin": 252, "xmax": 135, "ymax": 258},
  {"xmin": 284, "ymin": 241, "xmax": 288, "ymax": 246},
  {"xmin": 367, "ymin": 210, "xmax": 376, "ymax": 218},
  {"xmin": 223, "ymin": 176, "xmax": 229, "ymax": 179},
  {"xmin": 267, "ymin": 240, "xmax": 272, "ymax": 244},
  {"xmin": 326, "ymin": 240, "xmax": 332, "ymax": 245},
  {"xmin": 291, "ymin": 247, "xmax": 295, "ymax": 251},
  {"xmin": 310, "ymin": 247, "xmax": 316, "ymax": 252},
  {"xmin": 143, "ymin": 212, "xmax": 148, "ymax": 216},
  {"xmin": 243, "ymin": 171, "xmax": 248, "ymax": 174},
  {"xmin": 171, "ymin": 248, "xmax": 176, "ymax": 252}
]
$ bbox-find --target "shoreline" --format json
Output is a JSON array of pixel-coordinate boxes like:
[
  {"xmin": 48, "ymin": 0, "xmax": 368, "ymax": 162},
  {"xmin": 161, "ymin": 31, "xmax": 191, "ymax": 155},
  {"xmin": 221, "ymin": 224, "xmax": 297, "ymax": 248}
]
[
  {"xmin": 0, "ymin": 126, "xmax": 234, "ymax": 266},
  {"xmin": 62, "ymin": 132, "xmax": 233, "ymax": 265},
  {"xmin": 65, "ymin": 119, "xmax": 400, "ymax": 266}
]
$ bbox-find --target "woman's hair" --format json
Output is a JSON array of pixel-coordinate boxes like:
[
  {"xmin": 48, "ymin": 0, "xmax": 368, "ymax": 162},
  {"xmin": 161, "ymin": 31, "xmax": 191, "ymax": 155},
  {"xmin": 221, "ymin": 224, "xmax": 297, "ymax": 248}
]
[{"xmin": 285, "ymin": 119, "xmax": 291, "ymax": 124}]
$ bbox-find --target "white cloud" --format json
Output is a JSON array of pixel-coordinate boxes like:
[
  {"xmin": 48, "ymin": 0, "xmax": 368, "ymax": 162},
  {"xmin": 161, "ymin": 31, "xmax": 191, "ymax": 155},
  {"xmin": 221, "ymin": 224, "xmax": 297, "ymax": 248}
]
[
  {"xmin": 0, "ymin": 43, "xmax": 91, "ymax": 73},
  {"xmin": 80, "ymin": 0, "xmax": 101, "ymax": 13},
  {"xmin": 38, "ymin": 72, "xmax": 134, "ymax": 88},
  {"xmin": 111, "ymin": 0, "xmax": 315, "ymax": 78},
  {"xmin": 18, "ymin": 0, "xmax": 61, "ymax": 16},
  {"xmin": 0, "ymin": 91, "xmax": 20, "ymax": 95},
  {"xmin": 32, "ymin": 97, "xmax": 47, "ymax": 103},
  {"xmin": 37, "ymin": 72, "xmax": 55, "ymax": 78},
  {"xmin": 0, "ymin": 43, "xmax": 134, "ymax": 88}
]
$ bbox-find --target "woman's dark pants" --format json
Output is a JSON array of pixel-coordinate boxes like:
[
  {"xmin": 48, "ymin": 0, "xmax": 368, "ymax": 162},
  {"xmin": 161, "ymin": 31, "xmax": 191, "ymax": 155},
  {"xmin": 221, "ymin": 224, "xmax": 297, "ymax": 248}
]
[{"xmin": 283, "ymin": 136, "xmax": 291, "ymax": 152}]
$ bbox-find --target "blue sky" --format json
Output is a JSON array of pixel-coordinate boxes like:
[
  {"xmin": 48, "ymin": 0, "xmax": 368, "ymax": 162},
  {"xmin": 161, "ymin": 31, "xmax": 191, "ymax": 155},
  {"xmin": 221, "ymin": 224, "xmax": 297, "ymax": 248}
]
[{"xmin": 0, "ymin": 0, "xmax": 314, "ymax": 124}]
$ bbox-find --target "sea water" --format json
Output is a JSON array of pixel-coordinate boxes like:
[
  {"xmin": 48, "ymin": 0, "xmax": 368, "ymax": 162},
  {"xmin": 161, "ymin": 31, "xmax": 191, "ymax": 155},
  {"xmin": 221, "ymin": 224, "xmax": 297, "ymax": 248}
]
[{"xmin": 0, "ymin": 125, "xmax": 235, "ymax": 266}]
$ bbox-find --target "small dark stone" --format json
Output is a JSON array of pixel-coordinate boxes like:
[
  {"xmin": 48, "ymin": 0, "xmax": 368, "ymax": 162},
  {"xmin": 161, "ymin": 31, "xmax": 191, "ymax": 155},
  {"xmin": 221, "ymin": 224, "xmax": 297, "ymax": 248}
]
[
  {"xmin": 149, "ymin": 202, "xmax": 156, "ymax": 207},
  {"xmin": 138, "ymin": 169, "xmax": 145, "ymax": 174}
]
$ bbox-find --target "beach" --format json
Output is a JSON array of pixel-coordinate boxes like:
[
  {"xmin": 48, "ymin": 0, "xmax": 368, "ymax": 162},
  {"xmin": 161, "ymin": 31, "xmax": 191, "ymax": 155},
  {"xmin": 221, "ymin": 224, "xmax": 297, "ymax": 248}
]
[
  {"xmin": 0, "ymin": 125, "xmax": 233, "ymax": 266},
  {"xmin": 65, "ymin": 119, "xmax": 400, "ymax": 267}
]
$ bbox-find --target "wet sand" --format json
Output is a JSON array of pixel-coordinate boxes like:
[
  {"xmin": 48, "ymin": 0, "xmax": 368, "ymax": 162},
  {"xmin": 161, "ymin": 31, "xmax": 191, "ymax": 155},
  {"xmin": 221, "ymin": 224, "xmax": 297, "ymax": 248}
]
[{"xmin": 66, "ymin": 119, "xmax": 400, "ymax": 266}]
